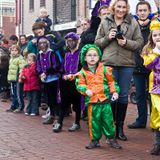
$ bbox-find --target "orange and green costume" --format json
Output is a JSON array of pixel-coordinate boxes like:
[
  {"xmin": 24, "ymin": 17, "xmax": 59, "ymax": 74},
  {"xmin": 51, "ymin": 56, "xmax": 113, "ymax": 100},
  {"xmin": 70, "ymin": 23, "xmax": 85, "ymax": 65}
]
[{"xmin": 75, "ymin": 62, "xmax": 120, "ymax": 141}]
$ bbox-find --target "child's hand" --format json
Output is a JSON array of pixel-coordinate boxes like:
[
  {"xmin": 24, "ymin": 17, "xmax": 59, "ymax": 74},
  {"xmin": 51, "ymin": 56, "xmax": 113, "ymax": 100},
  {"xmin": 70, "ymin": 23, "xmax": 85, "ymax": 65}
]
[
  {"xmin": 18, "ymin": 79, "xmax": 22, "ymax": 83},
  {"xmin": 22, "ymin": 76, "xmax": 26, "ymax": 80},
  {"xmin": 111, "ymin": 92, "xmax": 119, "ymax": 101},
  {"xmin": 86, "ymin": 89, "xmax": 93, "ymax": 97},
  {"xmin": 64, "ymin": 74, "xmax": 76, "ymax": 81},
  {"xmin": 63, "ymin": 75, "xmax": 68, "ymax": 80},
  {"xmin": 67, "ymin": 74, "xmax": 76, "ymax": 81},
  {"xmin": 40, "ymin": 73, "xmax": 46, "ymax": 81}
]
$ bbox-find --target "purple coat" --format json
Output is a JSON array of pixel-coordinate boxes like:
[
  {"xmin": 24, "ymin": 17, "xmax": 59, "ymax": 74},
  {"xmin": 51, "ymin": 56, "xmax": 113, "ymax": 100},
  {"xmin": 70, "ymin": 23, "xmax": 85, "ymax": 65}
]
[
  {"xmin": 36, "ymin": 49, "xmax": 61, "ymax": 76},
  {"xmin": 62, "ymin": 49, "xmax": 80, "ymax": 78}
]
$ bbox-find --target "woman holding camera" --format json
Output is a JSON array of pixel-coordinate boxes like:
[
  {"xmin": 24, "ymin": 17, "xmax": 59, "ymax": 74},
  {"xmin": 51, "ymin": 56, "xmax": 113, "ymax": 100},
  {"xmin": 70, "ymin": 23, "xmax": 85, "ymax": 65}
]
[{"xmin": 95, "ymin": 0, "xmax": 143, "ymax": 141}]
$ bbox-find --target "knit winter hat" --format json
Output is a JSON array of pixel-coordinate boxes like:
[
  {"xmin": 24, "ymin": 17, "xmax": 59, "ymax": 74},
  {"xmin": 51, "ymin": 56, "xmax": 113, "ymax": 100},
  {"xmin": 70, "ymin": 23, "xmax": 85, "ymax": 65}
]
[
  {"xmin": 80, "ymin": 44, "xmax": 102, "ymax": 66},
  {"xmin": 64, "ymin": 32, "xmax": 80, "ymax": 40}
]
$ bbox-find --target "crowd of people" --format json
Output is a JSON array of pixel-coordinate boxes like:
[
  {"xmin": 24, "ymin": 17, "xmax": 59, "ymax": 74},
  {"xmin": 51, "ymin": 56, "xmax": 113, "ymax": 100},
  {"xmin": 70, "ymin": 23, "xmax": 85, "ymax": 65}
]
[{"xmin": 0, "ymin": 0, "xmax": 160, "ymax": 156}]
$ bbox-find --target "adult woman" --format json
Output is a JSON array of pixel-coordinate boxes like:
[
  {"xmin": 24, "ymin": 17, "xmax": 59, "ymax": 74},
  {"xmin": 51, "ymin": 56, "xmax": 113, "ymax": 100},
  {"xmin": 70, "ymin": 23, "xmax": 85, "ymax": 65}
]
[
  {"xmin": 95, "ymin": 0, "xmax": 143, "ymax": 141},
  {"xmin": 19, "ymin": 34, "xmax": 28, "ymax": 57}
]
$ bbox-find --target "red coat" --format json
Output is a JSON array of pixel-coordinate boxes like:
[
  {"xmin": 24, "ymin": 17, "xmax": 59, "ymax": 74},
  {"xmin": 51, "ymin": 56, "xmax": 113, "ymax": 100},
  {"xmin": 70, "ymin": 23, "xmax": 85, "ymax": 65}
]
[{"xmin": 20, "ymin": 63, "xmax": 40, "ymax": 91}]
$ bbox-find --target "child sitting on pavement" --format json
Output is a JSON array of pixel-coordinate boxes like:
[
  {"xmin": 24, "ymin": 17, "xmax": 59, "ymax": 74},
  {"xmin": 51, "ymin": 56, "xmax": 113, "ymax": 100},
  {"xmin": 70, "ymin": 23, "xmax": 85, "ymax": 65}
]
[{"xmin": 75, "ymin": 44, "xmax": 122, "ymax": 149}]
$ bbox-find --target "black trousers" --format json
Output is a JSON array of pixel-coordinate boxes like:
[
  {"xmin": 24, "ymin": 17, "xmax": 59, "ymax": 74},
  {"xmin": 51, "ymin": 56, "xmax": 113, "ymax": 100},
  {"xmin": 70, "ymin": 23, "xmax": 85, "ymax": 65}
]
[
  {"xmin": 58, "ymin": 79, "xmax": 81, "ymax": 125},
  {"xmin": 43, "ymin": 80, "xmax": 58, "ymax": 116}
]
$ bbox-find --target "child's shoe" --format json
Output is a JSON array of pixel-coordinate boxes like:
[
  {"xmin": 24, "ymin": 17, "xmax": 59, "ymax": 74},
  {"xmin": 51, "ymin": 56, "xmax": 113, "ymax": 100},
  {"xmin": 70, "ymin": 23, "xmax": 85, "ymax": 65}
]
[
  {"xmin": 41, "ymin": 108, "xmax": 50, "ymax": 119},
  {"xmin": 6, "ymin": 108, "xmax": 15, "ymax": 112},
  {"xmin": 150, "ymin": 144, "xmax": 160, "ymax": 155},
  {"xmin": 25, "ymin": 112, "xmax": 30, "ymax": 116},
  {"xmin": 30, "ymin": 113, "xmax": 36, "ymax": 116},
  {"xmin": 68, "ymin": 123, "xmax": 80, "ymax": 132},
  {"xmin": 14, "ymin": 108, "xmax": 24, "ymax": 113},
  {"xmin": 85, "ymin": 140, "xmax": 100, "ymax": 149},
  {"xmin": 53, "ymin": 122, "xmax": 62, "ymax": 133},
  {"xmin": 42, "ymin": 115, "xmax": 54, "ymax": 124},
  {"xmin": 106, "ymin": 138, "xmax": 122, "ymax": 149}
]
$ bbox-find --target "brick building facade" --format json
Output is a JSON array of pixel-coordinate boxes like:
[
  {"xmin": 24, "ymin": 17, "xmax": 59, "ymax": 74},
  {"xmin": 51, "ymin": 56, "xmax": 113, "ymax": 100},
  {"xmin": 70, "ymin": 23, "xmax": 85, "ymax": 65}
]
[
  {"xmin": 19, "ymin": 0, "xmax": 92, "ymax": 36},
  {"xmin": 19, "ymin": 0, "xmax": 54, "ymax": 35},
  {"xmin": 0, "ymin": 0, "xmax": 15, "ymax": 39}
]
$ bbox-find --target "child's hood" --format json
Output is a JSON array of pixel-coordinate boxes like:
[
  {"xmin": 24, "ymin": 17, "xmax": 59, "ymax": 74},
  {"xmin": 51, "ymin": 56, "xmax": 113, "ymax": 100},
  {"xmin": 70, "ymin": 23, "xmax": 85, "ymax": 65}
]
[{"xmin": 80, "ymin": 44, "xmax": 102, "ymax": 66}]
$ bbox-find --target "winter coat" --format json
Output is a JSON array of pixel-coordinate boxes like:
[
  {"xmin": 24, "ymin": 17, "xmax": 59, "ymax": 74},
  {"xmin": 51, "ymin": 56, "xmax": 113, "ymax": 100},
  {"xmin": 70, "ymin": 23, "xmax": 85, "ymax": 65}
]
[
  {"xmin": 134, "ymin": 20, "xmax": 151, "ymax": 73},
  {"xmin": 95, "ymin": 14, "xmax": 144, "ymax": 67},
  {"xmin": 27, "ymin": 32, "xmax": 65, "ymax": 58},
  {"xmin": 36, "ymin": 49, "xmax": 61, "ymax": 77},
  {"xmin": 35, "ymin": 15, "xmax": 52, "ymax": 33},
  {"xmin": 19, "ymin": 63, "xmax": 40, "ymax": 91},
  {"xmin": 75, "ymin": 62, "xmax": 119, "ymax": 105},
  {"xmin": 7, "ymin": 55, "xmax": 26, "ymax": 82},
  {"xmin": 143, "ymin": 49, "xmax": 160, "ymax": 94}
]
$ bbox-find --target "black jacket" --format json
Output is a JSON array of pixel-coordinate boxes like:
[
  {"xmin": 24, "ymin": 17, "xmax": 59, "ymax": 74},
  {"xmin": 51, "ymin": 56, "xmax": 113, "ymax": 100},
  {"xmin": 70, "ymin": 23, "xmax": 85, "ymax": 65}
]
[{"xmin": 134, "ymin": 21, "xmax": 150, "ymax": 74}]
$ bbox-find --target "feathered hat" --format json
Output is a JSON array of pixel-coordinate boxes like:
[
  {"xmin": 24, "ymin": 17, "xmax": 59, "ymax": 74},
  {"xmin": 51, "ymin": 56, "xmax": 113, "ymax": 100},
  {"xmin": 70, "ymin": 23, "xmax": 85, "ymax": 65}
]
[
  {"xmin": 64, "ymin": 32, "xmax": 80, "ymax": 40},
  {"xmin": 80, "ymin": 44, "xmax": 102, "ymax": 66}
]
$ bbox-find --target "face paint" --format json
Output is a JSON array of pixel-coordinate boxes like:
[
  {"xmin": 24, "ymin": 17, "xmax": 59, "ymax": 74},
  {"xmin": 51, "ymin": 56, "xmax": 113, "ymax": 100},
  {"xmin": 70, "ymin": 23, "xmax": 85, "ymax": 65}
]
[
  {"xmin": 67, "ymin": 39, "xmax": 78, "ymax": 50},
  {"xmin": 38, "ymin": 39, "xmax": 49, "ymax": 51}
]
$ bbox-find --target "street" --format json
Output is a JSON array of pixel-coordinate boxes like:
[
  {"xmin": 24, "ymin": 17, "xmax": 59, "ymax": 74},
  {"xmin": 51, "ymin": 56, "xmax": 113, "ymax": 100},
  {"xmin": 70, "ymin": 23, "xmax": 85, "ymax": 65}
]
[{"xmin": 0, "ymin": 100, "xmax": 159, "ymax": 160}]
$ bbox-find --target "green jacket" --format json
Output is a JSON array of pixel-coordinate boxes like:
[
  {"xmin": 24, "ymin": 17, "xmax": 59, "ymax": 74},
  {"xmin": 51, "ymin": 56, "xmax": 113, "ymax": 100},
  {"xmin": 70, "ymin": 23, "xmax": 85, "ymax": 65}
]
[
  {"xmin": 7, "ymin": 55, "xmax": 26, "ymax": 82},
  {"xmin": 95, "ymin": 14, "xmax": 144, "ymax": 67}
]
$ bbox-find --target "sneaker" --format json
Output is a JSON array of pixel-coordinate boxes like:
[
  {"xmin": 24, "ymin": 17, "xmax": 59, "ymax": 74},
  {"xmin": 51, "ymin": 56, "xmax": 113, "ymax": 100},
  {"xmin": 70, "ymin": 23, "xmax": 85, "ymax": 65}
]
[
  {"xmin": 53, "ymin": 122, "xmax": 62, "ymax": 133},
  {"xmin": 42, "ymin": 116, "xmax": 54, "ymax": 124},
  {"xmin": 81, "ymin": 114, "xmax": 88, "ymax": 121},
  {"xmin": 68, "ymin": 123, "xmax": 80, "ymax": 132},
  {"xmin": 25, "ymin": 112, "xmax": 30, "ymax": 116},
  {"xmin": 14, "ymin": 108, "xmax": 24, "ymax": 113},
  {"xmin": 85, "ymin": 140, "xmax": 100, "ymax": 149},
  {"xmin": 106, "ymin": 138, "xmax": 122, "ymax": 149},
  {"xmin": 41, "ymin": 108, "xmax": 50, "ymax": 119},
  {"xmin": 6, "ymin": 108, "xmax": 15, "ymax": 112},
  {"xmin": 150, "ymin": 144, "xmax": 160, "ymax": 155},
  {"xmin": 30, "ymin": 113, "xmax": 36, "ymax": 116}
]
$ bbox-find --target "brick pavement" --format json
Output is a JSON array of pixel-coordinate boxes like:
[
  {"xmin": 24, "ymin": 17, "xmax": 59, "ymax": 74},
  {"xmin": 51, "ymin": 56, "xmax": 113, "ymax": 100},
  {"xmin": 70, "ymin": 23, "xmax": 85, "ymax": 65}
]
[{"xmin": 0, "ymin": 100, "xmax": 159, "ymax": 160}]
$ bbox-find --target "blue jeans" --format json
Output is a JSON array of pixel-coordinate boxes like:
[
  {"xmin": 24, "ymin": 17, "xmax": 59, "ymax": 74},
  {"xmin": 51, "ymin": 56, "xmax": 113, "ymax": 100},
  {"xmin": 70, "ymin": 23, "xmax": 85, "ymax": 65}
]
[
  {"xmin": 133, "ymin": 73, "xmax": 148, "ymax": 126},
  {"xmin": 112, "ymin": 67, "xmax": 134, "ymax": 104},
  {"xmin": 17, "ymin": 82, "xmax": 25, "ymax": 111},
  {"xmin": 26, "ymin": 90, "xmax": 39, "ymax": 114},
  {"xmin": 10, "ymin": 82, "xmax": 19, "ymax": 110}
]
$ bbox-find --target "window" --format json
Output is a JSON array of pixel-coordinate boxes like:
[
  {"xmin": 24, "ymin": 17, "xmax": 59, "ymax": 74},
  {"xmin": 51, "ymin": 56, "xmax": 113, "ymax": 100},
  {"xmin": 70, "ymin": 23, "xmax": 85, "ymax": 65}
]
[
  {"xmin": 40, "ymin": 0, "xmax": 46, "ymax": 7},
  {"xmin": 71, "ymin": 0, "xmax": 76, "ymax": 21},
  {"xmin": 29, "ymin": 0, "xmax": 34, "ymax": 11}
]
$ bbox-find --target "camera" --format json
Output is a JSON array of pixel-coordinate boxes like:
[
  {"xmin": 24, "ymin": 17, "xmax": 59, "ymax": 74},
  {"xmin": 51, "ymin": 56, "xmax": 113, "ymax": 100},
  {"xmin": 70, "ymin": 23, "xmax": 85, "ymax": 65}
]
[{"xmin": 115, "ymin": 31, "xmax": 124, "ymax": 39}]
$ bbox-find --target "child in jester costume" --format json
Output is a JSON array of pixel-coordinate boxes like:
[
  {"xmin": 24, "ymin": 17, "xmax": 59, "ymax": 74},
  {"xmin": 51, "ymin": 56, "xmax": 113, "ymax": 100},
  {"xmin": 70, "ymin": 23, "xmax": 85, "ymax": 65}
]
[{"xmin": 75, "ymin": 44, "xmax": 122, "ymax": 149}]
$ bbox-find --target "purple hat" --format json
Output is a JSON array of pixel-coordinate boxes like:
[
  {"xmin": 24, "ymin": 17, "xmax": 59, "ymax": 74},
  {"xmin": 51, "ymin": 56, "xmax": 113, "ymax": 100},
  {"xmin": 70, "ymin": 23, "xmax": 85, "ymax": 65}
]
[{"xmin": 64, "ymin": 32, "xmax": 80, "ymax": 40}]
